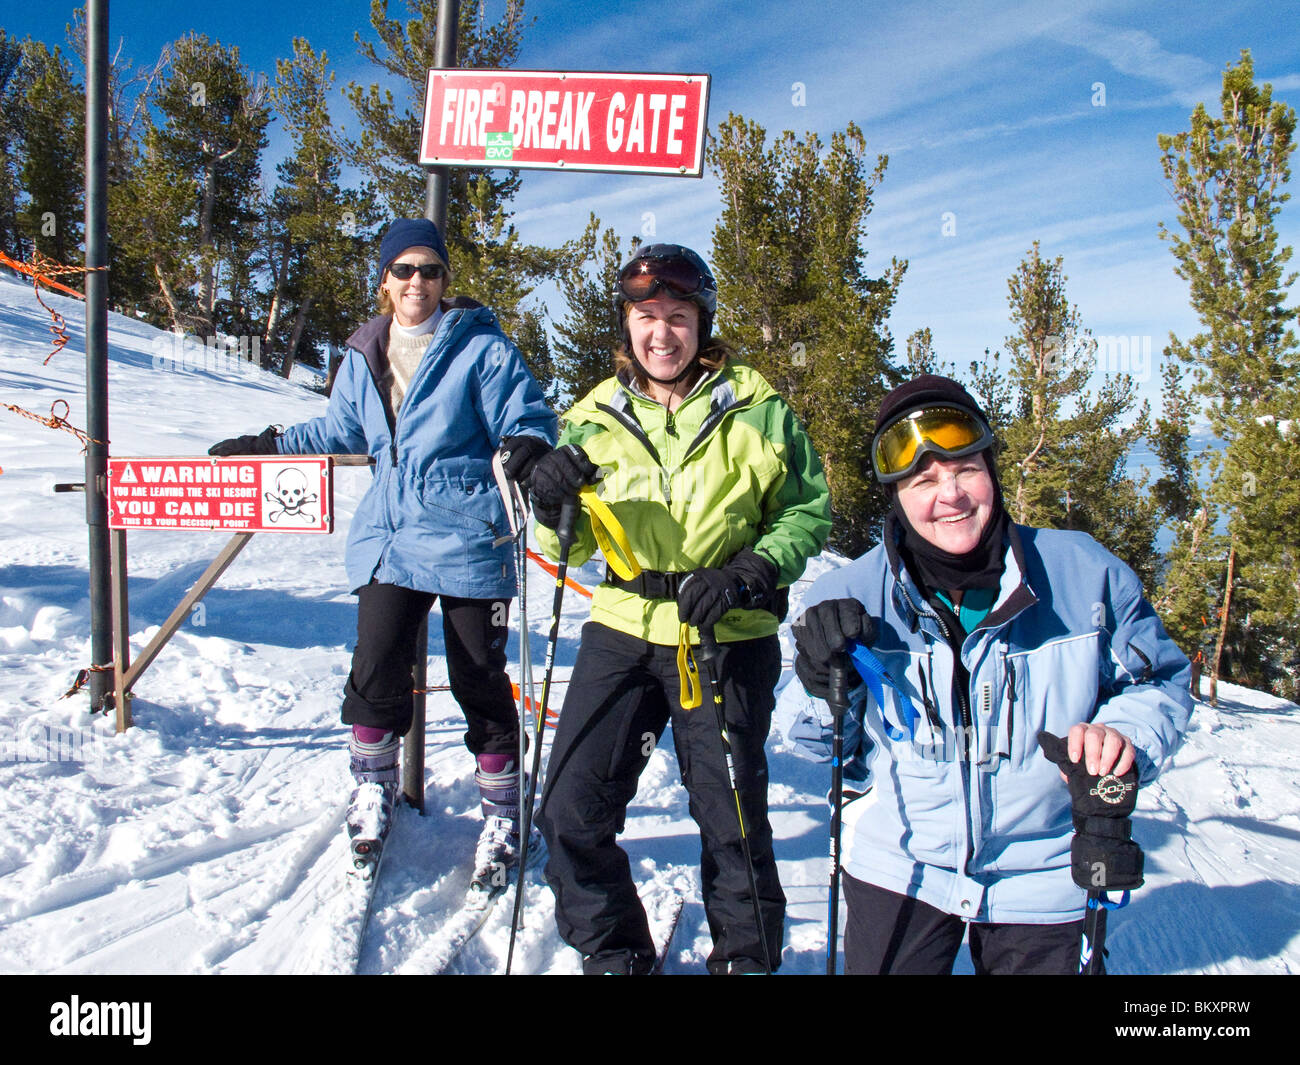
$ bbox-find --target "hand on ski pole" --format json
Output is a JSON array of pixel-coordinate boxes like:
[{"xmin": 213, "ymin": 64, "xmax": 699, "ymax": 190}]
[
  {"xmin": 1064, "ymin": 722, "xmax": 1136, "ymax": 780},
  {"xmin": 528, "ymin": 444, "xmax": 599, "ymax": 530},
  {"xmin": 792, "ymin": 598, "xmax": 875, "ymax": 700},
  {"xmin": 1037, "ymin": 730, "xmax": 1144, "ymax": 892},
  {"xmin": 498, "ymin": 434, "xmax": 552, "ymax": 485},
  {"xmin": 676, "ymin": 548, "xmax": 778, "ymax": 630}
]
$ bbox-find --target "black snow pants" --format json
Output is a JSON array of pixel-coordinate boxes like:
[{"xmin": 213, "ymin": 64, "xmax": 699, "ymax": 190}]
[
  {"xmin": 340, "ymin": 582, "xmax": 518, "ymax": 755},
  {"xmin": 539, "ymin": 622, "xmax": 785, "ymax": 973}
]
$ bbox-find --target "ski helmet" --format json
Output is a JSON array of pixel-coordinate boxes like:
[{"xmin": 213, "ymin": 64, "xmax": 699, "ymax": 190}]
[{"xmin": 614, "ymin": 243, "xmax": 718, "ymax": 343}]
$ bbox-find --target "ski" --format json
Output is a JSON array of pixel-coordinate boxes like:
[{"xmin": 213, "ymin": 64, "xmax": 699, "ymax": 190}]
[
  {"xmin": 292, "ymin": 802, "xmax": 401, "ymax": 975},
  {"xmin": 398, "ymin": 828, "xmax": 547, "ymax": 975},
  {"xmin": 649, "ymin": 892, "xmax": 686, "ymax": 975}
]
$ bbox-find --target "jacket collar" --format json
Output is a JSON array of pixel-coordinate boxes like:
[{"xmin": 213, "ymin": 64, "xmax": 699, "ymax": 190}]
[
  {"xmin": 345, "ymin": 297, "xmax": 488, "ymax": 383},
  {"xmin": 887, "ymin": 519, "xmax": 1038, "ymax": 634}
]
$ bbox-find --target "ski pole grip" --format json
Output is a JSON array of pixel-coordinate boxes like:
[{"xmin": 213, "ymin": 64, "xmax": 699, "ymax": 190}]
[
  {"xmin": 827, "ymin": 652, "xmax": 850, "ymax": 717},
  {"xmin": 697, "ymin": 625, "xmax": 720, "ymax": 663},
  {"xmin": 556, "ymin": 496, "xmax": 580, "ymax": 552}
]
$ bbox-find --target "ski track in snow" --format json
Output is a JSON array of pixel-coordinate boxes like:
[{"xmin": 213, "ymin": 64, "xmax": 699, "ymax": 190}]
[{"xmin": 1, "ymin": 273, "xmax": 1298, "ymax": 975}]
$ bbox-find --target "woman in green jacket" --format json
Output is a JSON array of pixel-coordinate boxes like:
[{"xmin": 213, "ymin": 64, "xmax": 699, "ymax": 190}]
[{"xmin": 529, "ymin": 244, "xmax": 831, "ymax": 974}]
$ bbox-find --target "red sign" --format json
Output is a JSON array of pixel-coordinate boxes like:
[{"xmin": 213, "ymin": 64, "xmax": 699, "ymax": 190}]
[
  {"xmin": 419, "ymin": 70, "xmax": 710, "ymax": 176},
  {"xmin": 107, "ymin": 457, "xmax": 333, "ymax": 534}
]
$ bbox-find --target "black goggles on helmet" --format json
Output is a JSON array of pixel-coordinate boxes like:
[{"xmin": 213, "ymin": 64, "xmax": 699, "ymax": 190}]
[
  {"xmin": 616, "ymin": 252, "xmax": 717, "ymax": 313},
  {"xmin": 871, "ymin": 405, "xmax": 993, "ymax": 484}
]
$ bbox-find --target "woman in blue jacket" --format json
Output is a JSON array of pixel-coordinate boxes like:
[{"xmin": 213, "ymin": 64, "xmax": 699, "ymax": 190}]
[
  {"xmin": 211, "ymin": 218, "xmax": 556, "ymax": 888},
  {"xmin": 790, "ymin": 375, "xmax": 1192, "ymax": 974}
]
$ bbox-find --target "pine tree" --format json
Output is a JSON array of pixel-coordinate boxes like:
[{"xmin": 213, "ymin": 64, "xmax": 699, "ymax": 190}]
[
  {"xmin": 0, "ymin": 32, "xmax": 25, "ymax": 259},
  {"xmin": 343, "ymin": 0, "xmax": 557, "ymax": 387},
  {"xmin": 12, "ymin": 39, "xmax": 85, "ymax": 267},
  {"xmin": 904, "ymin": 327, "xmax": 956, "ymax": 377},
  {"xmin": 552, "ymin": 215, "xmax": 632, "ymax": 405},
  {"xmin": 1158, "ymin": 50, "xmax": 1300, "ymax": 702},
  {"xmin": 147, "ymin": 34, "xmax": 270, "ymax": 335},
  {"xmin": 709, "ymin": 113, "xmax": 906, "ymax": 556},
  {"xmin": 65, "ymin": 10, "xmax": 170, "ymax": 314},
  {"xmin": 976, "ymin": 244, "xmax": 1158, "ymax": 589},
  {"xmin": 267, "ymin": 38, "xmax": 380, "ymax": 377}
]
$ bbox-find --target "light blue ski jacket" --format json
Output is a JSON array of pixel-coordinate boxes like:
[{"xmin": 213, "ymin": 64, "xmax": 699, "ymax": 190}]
[
  {"xmin": 790, "ymin": 522, "xmax": 1193, "ymax": 924},
  {"xmin": 276, "ymin": 301, "xmax": 556, "ymax": 599}
]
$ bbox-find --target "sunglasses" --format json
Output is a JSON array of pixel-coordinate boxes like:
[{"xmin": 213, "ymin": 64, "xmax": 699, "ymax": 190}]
[
  {"xmin": 872, "ymin": 406, "xmax": 993, "ymax": 484},
  {"xmin": 388, "ymin": 261, "xmax": 446, "ymax": 281},
  {"xmin": 617, "ymin": 256, "xmax": 710, "ymax": 305}
]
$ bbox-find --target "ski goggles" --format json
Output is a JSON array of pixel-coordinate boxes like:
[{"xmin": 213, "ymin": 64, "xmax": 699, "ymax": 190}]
[
  {"xmin": 871, "ymin": 405, "xmax": 993, "ymax": 484},
  {"xmin": 387, "ymin": 261, "xmax": 446, "ymax": 281},
  {"xmin": 617, "ymin": 251, "xmax": 717, "ymax": 312}
]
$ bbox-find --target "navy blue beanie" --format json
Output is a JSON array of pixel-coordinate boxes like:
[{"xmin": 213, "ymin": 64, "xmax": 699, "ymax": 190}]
[{"xmin": 377, "ymin": 218, "xmax": 450, "ymax": 286}]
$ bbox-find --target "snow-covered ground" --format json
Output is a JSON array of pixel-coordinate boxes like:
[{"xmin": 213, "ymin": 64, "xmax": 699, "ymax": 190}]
[{"xmin": 1, "ymin": 270, "xmax": 1297, "ymax": 977}]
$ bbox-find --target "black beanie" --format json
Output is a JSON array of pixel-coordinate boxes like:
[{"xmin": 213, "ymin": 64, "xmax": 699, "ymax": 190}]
[{"xmin": 873, "ymin": 374, "xmax": 991, "ymax": 436}]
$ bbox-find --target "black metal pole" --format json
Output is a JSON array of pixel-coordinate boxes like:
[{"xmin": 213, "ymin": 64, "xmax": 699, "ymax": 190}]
[
  {"xmin": 825, "ymin": 653, "xmax": 850, "ymax": 975},
  {"xmin": 84, "ymin": 0, "xmax": 112, "ymax": 716},
  {"xmin": 425, "ymin": 0, "xmax": 460, "ymax": 227},
  {"xmin": 506, "ymin": 497, "xmax": 579, "ymax": 975},
  {"xmin": 697, "ymin": 628, "xmax": 773, "ymax": 975},
  {"xmin": 402, "ymin": 0, "xmax": 461, "ymax": 814}
]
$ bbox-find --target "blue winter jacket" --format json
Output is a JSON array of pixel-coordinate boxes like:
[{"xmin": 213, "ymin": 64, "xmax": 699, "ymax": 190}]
[
  {"xmin": 276, "ymin": 300, "xmax": 557, "ymax": 599},
  {"xmin": 790, "ymin": 522, "xmax": 1192, "ymax": 924}
]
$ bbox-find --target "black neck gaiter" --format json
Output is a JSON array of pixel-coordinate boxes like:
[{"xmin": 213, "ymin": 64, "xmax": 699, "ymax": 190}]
[{"xmin": 888, "ymin": 497, "xmax": 1010, "ymax": 597}]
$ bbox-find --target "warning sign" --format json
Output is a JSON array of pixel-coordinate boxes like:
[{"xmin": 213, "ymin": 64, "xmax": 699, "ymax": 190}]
[
  {"xmin": 419, "ymin": 69, "xmax": 710, "ymax": 176},
  {"xmin": 107, "ymin": 457, "xmax": 333, "ymax": 533}
]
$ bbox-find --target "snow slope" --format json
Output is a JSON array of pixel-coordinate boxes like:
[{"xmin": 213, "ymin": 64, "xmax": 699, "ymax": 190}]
[{"xmin": 1, "ymin": 270, "xmax": 1297, "ymax": 976}]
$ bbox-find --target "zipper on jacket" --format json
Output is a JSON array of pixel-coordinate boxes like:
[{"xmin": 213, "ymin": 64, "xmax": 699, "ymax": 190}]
[
  {"xmin": 897, "ymin": 574, "xmax": 978, "ymax": 882},
  {"xmin": 897, "ymin": 580, "xmax": 972, "ymax": 743},
  {"xmin": 1003, "ymin": 656, "xmax": 1016, "ymax": 757}
]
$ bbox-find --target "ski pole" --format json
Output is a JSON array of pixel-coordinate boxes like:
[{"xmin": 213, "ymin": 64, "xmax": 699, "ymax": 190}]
[
  {"xmin": 696, "ymin": 626, "xmax": 774, "ymax": 976},
  {"xmin": 1079, "ymin": 889, "xmax": 1107, "ymax": 974},
  {"xmin": 825, "ymin": 651, "xmax": 850, "ymax": 976},
  {"xmin": 506, "ymin": 495, "xmax": 579, "ymax": 975}
]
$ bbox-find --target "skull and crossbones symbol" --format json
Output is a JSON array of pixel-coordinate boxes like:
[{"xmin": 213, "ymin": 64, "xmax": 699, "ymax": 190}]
[{"xmin": 265, "ymin": 467, "xmax": 318, "ymax": 523}]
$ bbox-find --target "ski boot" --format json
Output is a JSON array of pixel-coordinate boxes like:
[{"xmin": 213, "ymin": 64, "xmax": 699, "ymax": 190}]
[
  {"xmin": 469, "ymin": 753, "xmax": 523, "ymax": 900},
  {"xmin": 347, "ymin": 727, "xmax": 400, "ymax": 880}
]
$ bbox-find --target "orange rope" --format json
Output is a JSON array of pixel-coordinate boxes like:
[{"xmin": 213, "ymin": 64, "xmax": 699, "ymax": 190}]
[
  {"xmin": 525, "ymin": 548, "xmax": 593, "ymax": 598},
  {"xmin": 0, "ymin": 249, "xmax": 107, "ymax": 364},
  {"xmin": 61, "ymin": 663, "xmax": 113, "ymax": 700},
  {"xmin": 2, "ymin": 398, "xmax": 101, "ymax": 451}
]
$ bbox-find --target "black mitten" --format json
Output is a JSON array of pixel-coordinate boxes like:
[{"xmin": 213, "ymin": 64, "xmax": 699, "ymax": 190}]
[
  {"xmin": 209, "ymin": 426, "xmax": 281, "ymax": 456},
  {"xmin": 499, "ymin": 434, "xmax": 551, "ymax": 483},
  {"xmin": 1037, "ymin": 730, "xmax": 1144, "ymax": 891},
  {"xmin": 792, "ymin": 598, "xmax": 875, "ymax": 700},
  {"xmin": 528, "ymin": 444, "xmax": 599, "ymax": 529}
]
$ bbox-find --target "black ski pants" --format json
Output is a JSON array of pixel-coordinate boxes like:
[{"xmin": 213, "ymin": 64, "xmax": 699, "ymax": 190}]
[
  {"xmin": 539, "ymin": 622, "xmax": 785, "ymax": 973},
  {"xmin": 340, "ymin": 583, "xmax": 518, "ymax": 755},
  {"xmin": 842, "ymin": 873, "xmax": 1094, "ymax": 974}
]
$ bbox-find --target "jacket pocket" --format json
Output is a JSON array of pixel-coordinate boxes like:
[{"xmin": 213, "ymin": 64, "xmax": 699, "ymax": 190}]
[{"xmin": 1007, "ymin": 632, "xmax": 1102, "ymax": 769}]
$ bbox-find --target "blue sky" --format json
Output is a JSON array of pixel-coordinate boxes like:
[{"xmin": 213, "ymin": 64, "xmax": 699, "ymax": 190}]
[{"xmin": 7, "ymin": 0, "xmax": 1300, "ymax": 415}]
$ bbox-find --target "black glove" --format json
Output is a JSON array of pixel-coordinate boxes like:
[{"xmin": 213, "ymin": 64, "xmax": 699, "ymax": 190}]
[
  {"xmin": 1037, "ymin": 730, "xmax": 1144, "ymax": 892},
  {"xmin": 676, "ymin": 548, "xmax": 778, "ymax": 629},
  {"xmin": 499, "ymin": 434, "xmax": 552, "ymax": 484},
  {"xmin": 209, "ymin": 425, "xmax": 281, "ymax": 457},
  {"xmin": 793, "ymin": 598, "xmax": 875, "ymax": 700},
  {"xmin": 529, "ymin": 444, "xmax": 599, "ymax": 529}
]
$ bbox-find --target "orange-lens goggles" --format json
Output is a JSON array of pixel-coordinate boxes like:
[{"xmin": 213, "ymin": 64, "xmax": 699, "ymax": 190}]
[{"xmin": 872, "ymin": 406, "xmax": 992, "ymax": 483}]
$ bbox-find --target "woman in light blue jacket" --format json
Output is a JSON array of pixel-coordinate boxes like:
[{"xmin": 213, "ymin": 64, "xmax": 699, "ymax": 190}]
[
  {"xmin": 211, "ymin": 218, "xmax": 556, "ymax": 889},
  {"xmin": 789, "ymin": 375, "xmax": 1191, "ymax": 974}
]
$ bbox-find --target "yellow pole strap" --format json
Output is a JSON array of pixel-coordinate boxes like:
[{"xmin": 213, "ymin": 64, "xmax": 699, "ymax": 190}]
[
  {"xmin": 578, "ymin": 486, "xmax": 640, "ymax": 581},
  {"xmin": 677, "ymin": 623, "xmax": 702, "ymax": 710}
]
